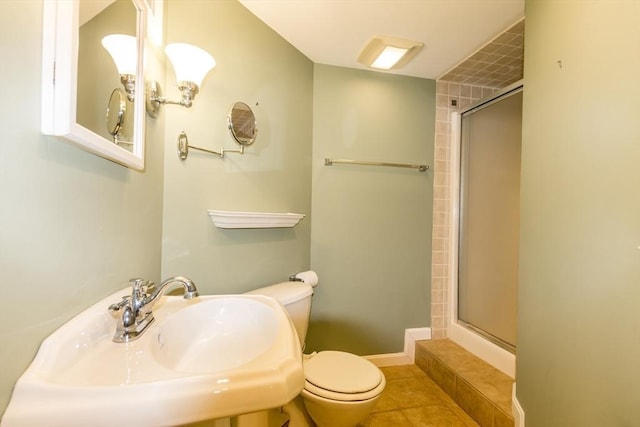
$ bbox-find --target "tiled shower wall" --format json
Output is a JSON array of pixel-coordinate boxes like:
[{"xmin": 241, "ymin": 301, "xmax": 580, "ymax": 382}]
[
  {"xmin": 429, "ymin": 18, "xmax": 524, "ymax": 340},
  {"xmin": 430, "ymin": 81, "xmax": 498, "ymax": 339}
]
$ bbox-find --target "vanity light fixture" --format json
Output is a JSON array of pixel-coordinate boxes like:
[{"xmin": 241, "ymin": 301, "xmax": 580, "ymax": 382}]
[
  {"xmin": 146, "ymin": 43, "xmax": 216, "ymax": 118},
  {"xmin": 102, "ymin": 34, "xmax": 137, "ymax": 101},
  {"xmin": 357, "ymin": 35, "xmax": 423, "ymax": 71}
]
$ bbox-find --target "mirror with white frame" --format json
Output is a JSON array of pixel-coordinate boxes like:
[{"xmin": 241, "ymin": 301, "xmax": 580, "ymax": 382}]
[{"xmin": 41, "ymin": 0, "xmax": 148, "ymax": 170}]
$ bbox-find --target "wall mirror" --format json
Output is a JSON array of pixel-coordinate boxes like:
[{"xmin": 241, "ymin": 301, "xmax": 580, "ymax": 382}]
[
  {"xmin": 41, "ymin": 0, "xmax": 148, "ymax": 170},
  {"xmin": 227, "ymin": 102, "xmax": 258, "ymax": 146}
]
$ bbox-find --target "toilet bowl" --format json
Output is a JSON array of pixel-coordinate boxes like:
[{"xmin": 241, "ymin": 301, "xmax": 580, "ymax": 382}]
[
  {"xmin": 245, "ymin": 277, "xmax": 385, "ymax": 427},
  {"xmin": 301, "ymin": 351, "xmax": 385, "ymax": 427}
]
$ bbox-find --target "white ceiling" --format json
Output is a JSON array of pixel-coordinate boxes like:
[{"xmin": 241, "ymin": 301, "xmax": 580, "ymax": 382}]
[
  {"xmin": 238, "ymin": 0, "xmax": 524, "ymax": 80},
  {"xmin": 79, "ymin": 0, "xmax": 117, "ymax": 26}
]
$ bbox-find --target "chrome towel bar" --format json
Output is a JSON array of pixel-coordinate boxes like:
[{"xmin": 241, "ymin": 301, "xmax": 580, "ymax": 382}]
[{"xmin": 324, "ymin": 158, "xmax": 429, "ymax": 172}]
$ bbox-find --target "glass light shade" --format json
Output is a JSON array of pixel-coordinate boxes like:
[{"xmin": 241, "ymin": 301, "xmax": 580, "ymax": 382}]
[
  {"xmin": 165, "ymin": 43, "xmax": 216, "ymax": 87},
  {"xmin": 102, "ymin": 34, "xmax": 137, "ymax": 75},
  {"xmin": 371, "ymin": 46, "xmax": 409, "ymax": 70}
]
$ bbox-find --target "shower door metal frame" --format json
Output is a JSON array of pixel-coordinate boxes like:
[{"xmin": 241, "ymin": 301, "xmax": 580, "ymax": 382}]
[{"xmin": 447, "ymin": 81, "xmax": 523, "ymax": 378}]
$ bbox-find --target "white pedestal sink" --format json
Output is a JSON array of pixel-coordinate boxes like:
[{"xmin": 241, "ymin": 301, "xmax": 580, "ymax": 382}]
[{"xmin": 0, "ymin": 289, "xmax": 304, "ymax": 427}]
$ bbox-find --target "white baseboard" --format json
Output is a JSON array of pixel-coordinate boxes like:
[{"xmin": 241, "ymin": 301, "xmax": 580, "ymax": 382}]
[
  {"xmin": 364, "ymin": 352, "xmax": 412, "ymax": 366},
  {"xmin": 404, "ymin": 327, "xmax": 432, "ymax": 363},
  {"xmin": 512, "ymin": 383, "xmax": 525, "ymax": 427},
  {"xmin": 363, "ymin": 327, "xmax": 431, "ymax": 367},
  {"xmin": 448, "ymin": 322, "xmax": 515, "ymax": 378}
]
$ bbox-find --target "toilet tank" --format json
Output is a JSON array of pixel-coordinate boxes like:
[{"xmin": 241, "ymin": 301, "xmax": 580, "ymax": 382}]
[{"xmin": 245, "ymin": 282, "xmax": 313, "ymax": 348}]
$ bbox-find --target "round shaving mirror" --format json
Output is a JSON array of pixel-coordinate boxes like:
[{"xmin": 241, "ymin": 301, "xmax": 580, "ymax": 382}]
[
  {"xmin": 227, "ymin": 102, "xmax": 257, "ymax": 146},
  {"xmin": 106, "ymin": 88, "xmax": 127, "ymax": 143}
]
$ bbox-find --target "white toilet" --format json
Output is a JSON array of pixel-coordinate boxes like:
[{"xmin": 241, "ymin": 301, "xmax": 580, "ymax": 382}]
[{"xmin": 246, "ymin": 280, "xmax": 385, "ymax": 427}]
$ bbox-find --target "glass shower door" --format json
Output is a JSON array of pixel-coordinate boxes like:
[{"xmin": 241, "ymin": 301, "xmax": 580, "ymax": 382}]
[{"xmin": 457, "ymin": 88, "xmax": 522, "ymax": 352}]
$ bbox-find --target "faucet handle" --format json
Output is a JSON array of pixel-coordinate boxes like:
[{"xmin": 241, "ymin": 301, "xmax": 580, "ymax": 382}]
[
  {"xmin": 129, "ymin": 278, "xmax": 155, "ymax": 295},
  {"xmin": 108, "ymin": 296, "xmax": 130, "ymax": 316},
  {"xmin": 129, "ymin": 278, "xmax": 148, "ymax": 299},
  {"xmin": 129, "ymin": 278, "xmax": 146, "ymax": 291}
]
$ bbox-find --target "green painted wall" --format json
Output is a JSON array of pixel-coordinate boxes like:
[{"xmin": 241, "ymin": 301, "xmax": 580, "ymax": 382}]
[
  {"xmin": 0, "ymin": 0, "xmax": 166, "ymax": 415},
  {"xmin": 309, "ymin": 65, "xmax": 434, "ymax": 355},
  {"xmin": 518, "ymin": 1, "xmax": 640, "ymax": 424},
  {"xmin": 160, "ymin": 4, "xmax": 434, "ymax": 356},
  {"xmin": 160, "ymin": 0, "xmax": 314, "ymax": 293}
]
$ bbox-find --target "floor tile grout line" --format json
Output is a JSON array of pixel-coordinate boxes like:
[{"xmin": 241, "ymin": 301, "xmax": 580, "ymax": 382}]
[{"xmin": 370, "ymin": 365, "xmax": 480, "ymax": 426}]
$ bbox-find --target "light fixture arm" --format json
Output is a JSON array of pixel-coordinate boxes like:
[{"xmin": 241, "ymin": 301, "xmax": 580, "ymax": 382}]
[
  {"xmin": 146, "ymin": 42, "xmax": 215, "ymax": 117},
  {"xmin": 177, "ymin": 131, "xmax": 244, "ymax": 160},
  {"xmin": 146, "ymin": 81, "xmax": 202, "ymax": 117},
  {"xmin": 120, "ymin": 74, "xmax": 136, "ymax": 102},
  {"xmin": 174, "ymin": 81, "xmax": 199, "ymax": 107}
]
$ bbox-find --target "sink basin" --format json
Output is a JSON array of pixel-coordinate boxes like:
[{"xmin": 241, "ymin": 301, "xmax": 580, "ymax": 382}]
[
  {"xmin": 153, "ymin": 297, "xmax": 280, "ymax": 374},
  {"xmin": 1, "ymin": 290, "xmax": 304, "ymax": 427}
]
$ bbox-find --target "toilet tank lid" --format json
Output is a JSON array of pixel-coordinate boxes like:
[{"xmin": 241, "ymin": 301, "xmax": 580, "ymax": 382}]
[{"xmin": 246, "ymin": 282, "xmax": 313, "ymax": 305}]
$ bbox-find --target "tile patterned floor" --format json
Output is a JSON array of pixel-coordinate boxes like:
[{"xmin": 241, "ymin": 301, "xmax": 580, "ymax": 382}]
[{"xmin": 360, "ymin": 364, "xmax": 479, "ymax": 426}]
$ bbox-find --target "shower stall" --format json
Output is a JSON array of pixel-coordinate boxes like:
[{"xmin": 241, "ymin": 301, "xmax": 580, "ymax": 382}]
[{"xmin": 449, "ymin": 83, "xmax": 522, "ymax": 376}]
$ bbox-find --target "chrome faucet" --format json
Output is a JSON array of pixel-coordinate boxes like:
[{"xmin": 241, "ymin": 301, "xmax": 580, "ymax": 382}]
[{"xmin": 109, "ymin": 276, "xmax": 199, "ymax": 343}]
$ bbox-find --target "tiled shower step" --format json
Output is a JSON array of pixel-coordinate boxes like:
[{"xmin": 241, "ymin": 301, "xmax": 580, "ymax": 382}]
[{"xmin": 415, "ymin": 339, "xmax": 514, "ymax": 427}]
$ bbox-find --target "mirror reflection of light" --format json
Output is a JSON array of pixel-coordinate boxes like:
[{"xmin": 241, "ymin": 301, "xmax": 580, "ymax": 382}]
[{"xmin": 102, "ymin": 34, "xmax": 137, "ymax": 75}]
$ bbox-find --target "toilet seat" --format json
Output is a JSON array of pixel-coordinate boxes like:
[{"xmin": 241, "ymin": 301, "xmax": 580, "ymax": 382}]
[{"xmin": 303, "ymin": 351, "xmax": 385, "ymax": 402}]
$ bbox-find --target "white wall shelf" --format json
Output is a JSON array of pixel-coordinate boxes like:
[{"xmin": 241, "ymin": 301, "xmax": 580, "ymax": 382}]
[{"xmin": 208, "ymin": 210, "xmax": 305, "ymax": 229}]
